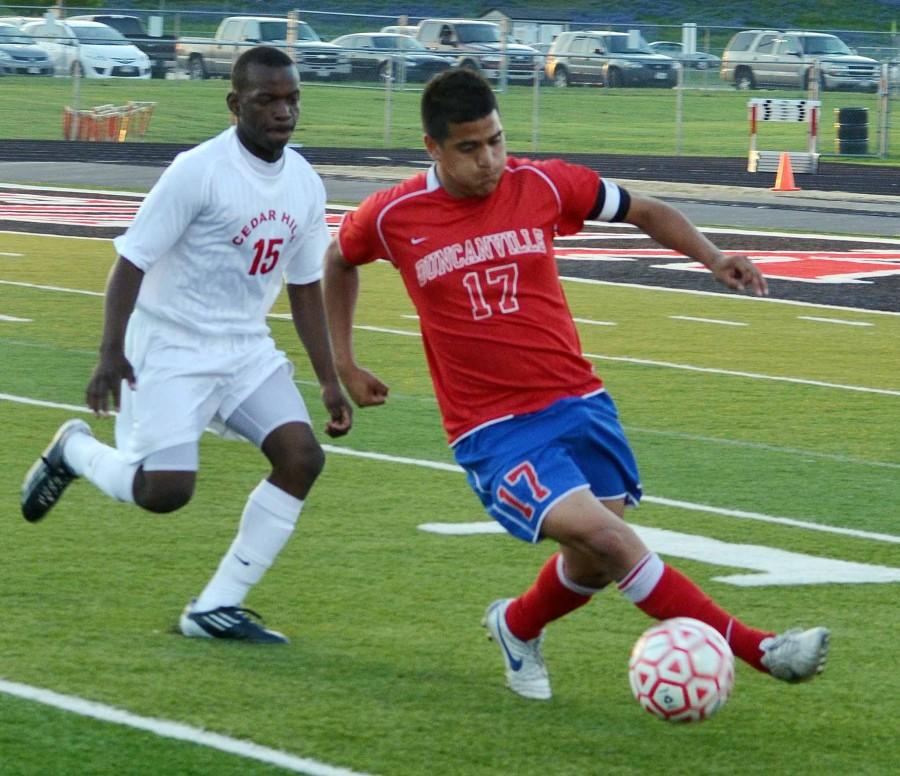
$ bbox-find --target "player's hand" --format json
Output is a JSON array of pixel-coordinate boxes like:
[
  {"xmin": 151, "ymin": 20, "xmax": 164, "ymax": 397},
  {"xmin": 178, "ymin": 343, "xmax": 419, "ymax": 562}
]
[
  {"xmin": 321, "ymin": 381, "xmax": 353, "ymax": 438},
  {"xmin": 340, "ymin": 364, "xmax": 389, "ymax": 408},
  {"xmin": 709, "ymin": 254, "xmax": 769, "ymax": 297},
  {"xmin": 85, "ymin": 349, "xmax": 136, "ymax": 416}
]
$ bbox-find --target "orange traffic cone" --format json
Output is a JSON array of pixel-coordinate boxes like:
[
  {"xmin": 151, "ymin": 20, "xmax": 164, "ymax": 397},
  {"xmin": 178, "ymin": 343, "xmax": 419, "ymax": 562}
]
[{"xmin": 772, "ymin": 152, "xmax": 801, "ymax": 192}]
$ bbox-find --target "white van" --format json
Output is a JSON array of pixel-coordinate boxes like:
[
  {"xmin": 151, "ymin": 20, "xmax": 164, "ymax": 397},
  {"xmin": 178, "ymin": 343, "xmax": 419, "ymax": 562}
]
[{"xmin": 22, "ymin": 18, "xmax": 150, "ymax": 78}]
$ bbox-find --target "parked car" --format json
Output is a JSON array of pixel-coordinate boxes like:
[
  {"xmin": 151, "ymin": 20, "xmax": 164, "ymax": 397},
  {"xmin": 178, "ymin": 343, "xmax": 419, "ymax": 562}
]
[
  {"xmin": 416, "ymin": 19, "xmax": 542, "ymax": 82},
  {"xmin": 0, "ymin": 16, "xmax": 42, "ymax": 29},
  {"xmin": 176, "ymin": 16, "xmax": 350, "ymax": 81},
  {"xmin": 380, "ymin": 25, "xmax": 418, "ymax": 37},
  {"xmin": 0, "ymin": 22, "xmax": 53, "ymax": 75},
  {"xmin": 648, "ymin": 41, "xmax": 720, "ymax": 70},
  {"xmin": 545, "ymin": 30, "xmax": 678, "ymax": 87},
  {"xmin": 720, "ymin": 29, "xmax": 879, "ymax": 91},
  {"xmin": 68, "ymin": 14, "xmax": 175, "ymax": 78},
  {"xmin": 332, "ymin": 32, "xmax": 450, "ymax": 82},
  {"xmin": 22, "ymin": 18, "xmax": 151, "ymax": 78}
]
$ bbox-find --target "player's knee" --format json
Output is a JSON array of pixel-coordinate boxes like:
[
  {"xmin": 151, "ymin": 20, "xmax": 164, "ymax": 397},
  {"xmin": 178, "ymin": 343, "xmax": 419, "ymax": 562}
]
[
  {"xmin": 572, "ymin": 520, "xmax": 639, "ymax": 567},
  {"xmin": 277, "ymin": 437, "xmax": 325, "ymax": 487},
  {"xmin": 134, "ymin": 472, "xmax": 195, "ymax": 514}
]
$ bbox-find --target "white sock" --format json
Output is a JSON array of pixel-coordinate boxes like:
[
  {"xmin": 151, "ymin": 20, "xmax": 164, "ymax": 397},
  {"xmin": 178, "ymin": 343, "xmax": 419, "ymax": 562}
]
[
  {"xmin": 193, "ymin": 479, "xmax": 303, "ymax": 612},
  {"xmin": 64, "ymin": 431, "xmax": 136, "ymax": 504},
  {"xmin": 617, "ymin": 552, "xmax": 665, "ymax": 603}
]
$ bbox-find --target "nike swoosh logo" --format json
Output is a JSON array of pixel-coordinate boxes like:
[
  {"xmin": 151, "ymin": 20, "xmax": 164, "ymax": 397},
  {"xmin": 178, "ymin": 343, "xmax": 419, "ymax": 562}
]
[
  {"xmin": 235, "ymin": 555, "xmax": 251, "ymax": 566},
  {"xmin": 411, "ymin": 236, "xmax": 427, "ymax": 245},
  {"xmin": 495, "ymin": 612, "xmax": 524, "ymax": 671}
]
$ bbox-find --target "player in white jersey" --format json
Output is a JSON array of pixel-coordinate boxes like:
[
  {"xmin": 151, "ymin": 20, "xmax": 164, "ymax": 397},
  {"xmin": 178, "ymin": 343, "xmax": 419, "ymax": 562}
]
[{"xmin": 21, "ymin": 46, "xmax": 352, "ymax": 644}]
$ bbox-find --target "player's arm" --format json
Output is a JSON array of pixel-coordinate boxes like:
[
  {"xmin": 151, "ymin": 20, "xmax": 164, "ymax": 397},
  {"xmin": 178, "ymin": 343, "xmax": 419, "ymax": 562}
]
[
  {"xmin": 85, "ymin": 256, "xmax": 144, "ymax": 415},
  {"xmin": 286, "ymin": 280, "xmax": 352, "ymax": 438},
  {"xmin": 322, "ymin": 238, "xmax": 389, "ymax": 407},
  {"xmin": 624, "ymin": 192, "xmax": 768, "ymax": 297}
]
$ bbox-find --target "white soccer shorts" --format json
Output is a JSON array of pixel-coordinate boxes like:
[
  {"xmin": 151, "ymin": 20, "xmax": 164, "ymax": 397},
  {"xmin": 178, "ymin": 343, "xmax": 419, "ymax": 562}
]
[{"xmin": 115, "ymin": 309, "xmax": 310, "ymax": 467}]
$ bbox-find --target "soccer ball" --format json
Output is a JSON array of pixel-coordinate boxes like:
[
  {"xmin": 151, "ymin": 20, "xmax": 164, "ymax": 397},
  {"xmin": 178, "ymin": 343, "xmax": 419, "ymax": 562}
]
[{"xmin": 628, "ymin": 617, "xmax": 735, "ymax": 722}]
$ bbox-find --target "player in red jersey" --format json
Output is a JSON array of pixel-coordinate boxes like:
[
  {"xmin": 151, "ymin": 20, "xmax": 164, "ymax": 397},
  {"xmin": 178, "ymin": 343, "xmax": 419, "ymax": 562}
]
[{"xmin": 324, "ymin": 68, "xmax": 829, "ymax": 699}]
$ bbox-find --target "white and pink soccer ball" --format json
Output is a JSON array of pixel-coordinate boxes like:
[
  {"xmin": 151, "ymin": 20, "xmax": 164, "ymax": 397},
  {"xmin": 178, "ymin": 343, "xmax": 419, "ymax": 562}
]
[{"xmin": 628, "ymin": 617, "xmax": 735, "ymax": 722}]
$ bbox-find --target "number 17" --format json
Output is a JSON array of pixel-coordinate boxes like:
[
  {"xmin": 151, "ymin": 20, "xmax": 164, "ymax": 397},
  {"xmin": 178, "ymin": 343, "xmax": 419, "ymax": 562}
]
[{"xmin": 461, "ymin": 262, "xmax": 520, "ymax": 320}]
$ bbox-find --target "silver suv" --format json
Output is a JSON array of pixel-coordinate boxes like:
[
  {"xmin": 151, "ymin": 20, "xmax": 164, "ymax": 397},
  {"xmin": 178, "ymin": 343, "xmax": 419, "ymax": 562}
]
[
  {"xmin": 720, "ymin": 29, "xmax": 879, "ymax": 92},
  {"xmin": 416, "ymin": 19, "xmax": 541, "ymax": 82},
  {"xmin": 545, "ymin": 30, "xmax": 678, "ymax": 88}
]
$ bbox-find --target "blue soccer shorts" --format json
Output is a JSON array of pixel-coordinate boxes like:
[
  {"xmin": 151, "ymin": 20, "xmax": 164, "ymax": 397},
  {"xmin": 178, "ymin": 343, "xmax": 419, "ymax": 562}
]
[{"xmin": 452, "ymin": 391, "xmax": 642, "ymax": 543}]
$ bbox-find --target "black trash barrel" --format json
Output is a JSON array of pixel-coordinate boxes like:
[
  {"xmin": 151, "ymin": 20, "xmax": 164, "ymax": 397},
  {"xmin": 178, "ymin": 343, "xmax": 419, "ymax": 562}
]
[{"xmin": 834, "ymin": 107, "xmax": 869, "ymax": 154}]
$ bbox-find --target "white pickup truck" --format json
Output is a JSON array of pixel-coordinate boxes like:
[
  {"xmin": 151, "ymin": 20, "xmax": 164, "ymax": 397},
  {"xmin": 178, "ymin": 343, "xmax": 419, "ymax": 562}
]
[{"xmin": 176, "ymin": 16, "xmax": 350, "ymax": 80}]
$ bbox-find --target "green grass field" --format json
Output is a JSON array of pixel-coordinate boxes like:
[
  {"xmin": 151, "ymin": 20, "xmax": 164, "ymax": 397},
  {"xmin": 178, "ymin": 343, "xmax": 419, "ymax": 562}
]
[
  {"xmin": 1, "ymin": 75, "xmax": 896, "ymax": 162},
  {"xmin": 1, "ymin": 224, "xmax": 898, "ymax": 774}
]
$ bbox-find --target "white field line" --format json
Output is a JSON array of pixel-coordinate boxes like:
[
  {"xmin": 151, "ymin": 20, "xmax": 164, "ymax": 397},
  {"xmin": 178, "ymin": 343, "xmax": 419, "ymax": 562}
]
[
  {"xmin": 317, "ymin": 447, "xmax": 900, "ymax": 544},
  {"xmin": 7, "ymin": 387, "xmax": 897, "ymax": 472},
  {"xmin": 2, "ymin": 274, "xmax": 895, "ymax": 396},
  {"xmin": 0, "ymin": 314, "xmax": 30, "ymax": 322},
  {"xmin": 561, "ymin": 276, "xmax": 900, "ymax": 317},
  {"xmin": 2, "ymin": 247, "xmax": 896, "ymax": 319},
  {"xmin": 573, "ymin": 317, "xmax": 617, "ymax": 326},
  {"xmin": 798, "ymin": 315, "xmax": 874, "ymax": 327},
  {"xmin": 2, "ymin": 389, "xmax": 897, "ymax": 545},
  {"xmin": 669, "ymin": 315, "xmax": 748, "ymax": 326},
  {"xmin": 0, "ymin": 679, "xmax": 375, "ymax": 776},
  {"xmin": 624, "ymin": 425, "xmax": 900, "ymax": 471},
  {"xmin": 583, "ymin": 353, "xmax": 900, "ymax": 397},
  {"xmin": 3, "ymin": 277, "xmax": 896, "ymax": 395},
  {"xmin": 0, "ymin": 279, "xmax": 103, "ymax": 296}
]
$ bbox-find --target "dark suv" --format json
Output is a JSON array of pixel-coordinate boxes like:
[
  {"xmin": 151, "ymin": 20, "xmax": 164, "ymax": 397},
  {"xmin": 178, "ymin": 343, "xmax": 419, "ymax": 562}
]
[
  {"xmin": 720, "ymin": 29, "xmax": 879, "ymax": 92},
  {"xmin": 69, "ymin": 14, "xmax": 175, "ymax": 78},
  {"xmin": 545, "ymin": 30, "xmax": 678, "ymax": 87}
]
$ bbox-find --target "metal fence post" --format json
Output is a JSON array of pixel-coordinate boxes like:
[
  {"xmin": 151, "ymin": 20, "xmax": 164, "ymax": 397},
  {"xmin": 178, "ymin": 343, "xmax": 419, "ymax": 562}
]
[
  {"xmin": 383, "ymin": 56, "xmax": 393, "ymax": 147},
  {"xmin": 531, "ymin": 63, "xmax": 540, "ymax": 152},
  {"xmin": 675, "ymin": 63, "xmax": 684, "ymax": 155},
  {"xmin": 499, "ymin": 17, "xmax": 509, "ymax": 94},
  {"xmin": 879, "ymin": 62, "xmax": 890, "ymax": 158}
]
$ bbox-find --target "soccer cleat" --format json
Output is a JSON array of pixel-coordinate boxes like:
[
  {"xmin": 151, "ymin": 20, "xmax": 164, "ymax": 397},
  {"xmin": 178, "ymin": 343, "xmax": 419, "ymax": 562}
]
[
  {"xmin": 179, "ymin": 600, "xmax": 289, "ymax": 644},
  {"xmin": 482, "ymin": 598, "xmax": 551, "ymax": 700},
  {"xmin": 21, "ymin": 419, "xmax": 92, "ymax": 523},
  {"xmin": 760, "ymin": 627, "xmax": 830, "ymax": 682}
]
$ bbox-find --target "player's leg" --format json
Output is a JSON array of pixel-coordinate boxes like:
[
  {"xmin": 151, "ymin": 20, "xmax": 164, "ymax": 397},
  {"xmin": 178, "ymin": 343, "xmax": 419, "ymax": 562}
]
[
  {"xmin": 457, "ymin": 404, "xmax": 600, "ymax": 699},
  {"xmin": 20, "ymin": 424, "xmax": 196, "ymax": 520},
  {"xmin": 542, "ymin": 493, "xmax": 829, "ymax": 681},
  {"xmin": 21, "ymin": 418, "xmax": 131, "ymax": 521},
  {"xmin": 22, "ymin": 312, "xmax": 212, "ymax": 521},
  {"xmin": 181, "ymin": 365, "xmax": 320, "ymax": 644}
]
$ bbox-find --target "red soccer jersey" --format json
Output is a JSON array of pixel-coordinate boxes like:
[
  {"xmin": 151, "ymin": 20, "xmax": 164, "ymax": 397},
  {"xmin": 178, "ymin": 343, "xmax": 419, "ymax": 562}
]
[{"xmin": 338, "ymin": 156, "xmax": 609, "ymax": 444}]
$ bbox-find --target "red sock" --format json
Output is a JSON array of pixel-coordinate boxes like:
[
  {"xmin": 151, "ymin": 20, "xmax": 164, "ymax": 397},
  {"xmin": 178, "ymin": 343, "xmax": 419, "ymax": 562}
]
[
  {"xmin": 505, "ymin": 553, "xmax": 594, "ymax": 641},
  {"xmin": 636, "ymin": 565, "xmax": 774, "ymax": 672}
]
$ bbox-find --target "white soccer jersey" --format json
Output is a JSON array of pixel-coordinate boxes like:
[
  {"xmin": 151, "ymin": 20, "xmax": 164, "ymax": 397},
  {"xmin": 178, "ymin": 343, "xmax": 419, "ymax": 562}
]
[{"xmin": 114, "ymin": 127, "xmax": 329, "ymax": 336}]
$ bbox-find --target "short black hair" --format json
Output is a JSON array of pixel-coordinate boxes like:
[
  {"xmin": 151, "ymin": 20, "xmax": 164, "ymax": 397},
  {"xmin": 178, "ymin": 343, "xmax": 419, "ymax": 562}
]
[
  {"xmin": 421, "ymin": 68, "xmax": 498, "ymax": 142},
  {"xmin": 232, "ymin": 46, "xmax": 296, "ymax": 92}
]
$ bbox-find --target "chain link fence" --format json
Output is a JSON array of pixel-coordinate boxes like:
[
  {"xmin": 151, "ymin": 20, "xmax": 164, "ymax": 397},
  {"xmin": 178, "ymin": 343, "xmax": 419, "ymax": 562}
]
[{"xmin": 1, "ymin": 5, "xmax": 898, "ymax": 164}]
